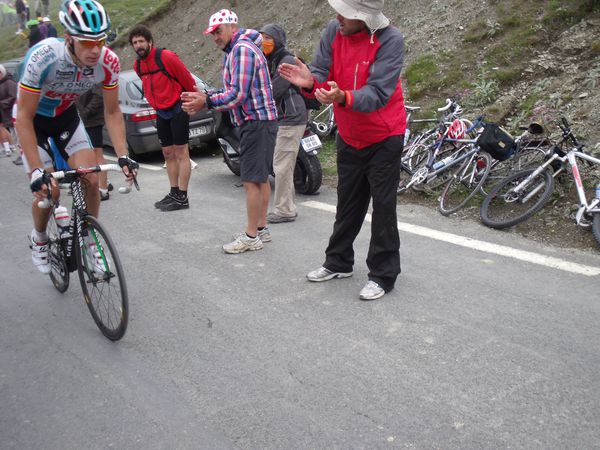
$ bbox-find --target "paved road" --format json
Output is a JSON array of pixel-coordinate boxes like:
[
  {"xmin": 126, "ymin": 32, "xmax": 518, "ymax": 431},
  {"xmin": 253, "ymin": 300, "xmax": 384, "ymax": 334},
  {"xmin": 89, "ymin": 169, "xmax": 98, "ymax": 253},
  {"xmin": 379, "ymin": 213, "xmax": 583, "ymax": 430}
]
[{"xmin": 1, "ymin": 148, "xmax": 599, "ymax": 449}]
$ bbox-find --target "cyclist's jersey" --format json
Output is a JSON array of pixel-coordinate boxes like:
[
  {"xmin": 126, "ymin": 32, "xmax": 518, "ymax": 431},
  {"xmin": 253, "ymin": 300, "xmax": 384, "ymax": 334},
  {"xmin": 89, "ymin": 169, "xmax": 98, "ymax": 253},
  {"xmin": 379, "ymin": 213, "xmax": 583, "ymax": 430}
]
[{"xmin": 18, "ymin": 38, "xmax": 119, "ymax": 118}]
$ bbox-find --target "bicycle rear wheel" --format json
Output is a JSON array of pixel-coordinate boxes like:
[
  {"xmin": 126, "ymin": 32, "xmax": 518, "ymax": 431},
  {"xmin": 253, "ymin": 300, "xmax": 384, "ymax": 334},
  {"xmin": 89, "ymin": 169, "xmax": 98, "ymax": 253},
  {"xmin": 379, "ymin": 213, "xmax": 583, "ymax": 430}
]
[
  {"xmin": 47, "ymin": 215, "xmax": 69, "ymax": 293},
  {"xmin": 592, "ymin": 213, "xmax": 600, "ymax": 250},
  {"xmin": 76, "ymin": 215, "xmax": 129, "ymax": 341},
  {"xmin": 480, "ymin": 168, "xmax": 554, "ymax": 229},
  {"xmin": 439, "ymin": 152, "xmax": 491, "ymax": 216}
]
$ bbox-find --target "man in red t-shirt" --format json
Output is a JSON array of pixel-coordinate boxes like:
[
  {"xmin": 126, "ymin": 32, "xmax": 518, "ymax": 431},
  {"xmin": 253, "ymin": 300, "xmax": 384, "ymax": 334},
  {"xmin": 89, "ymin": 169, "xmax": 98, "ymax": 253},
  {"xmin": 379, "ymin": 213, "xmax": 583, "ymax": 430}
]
[{"xmin": 129, "ymin": 24, "xmax": 197, "ymax": 211}]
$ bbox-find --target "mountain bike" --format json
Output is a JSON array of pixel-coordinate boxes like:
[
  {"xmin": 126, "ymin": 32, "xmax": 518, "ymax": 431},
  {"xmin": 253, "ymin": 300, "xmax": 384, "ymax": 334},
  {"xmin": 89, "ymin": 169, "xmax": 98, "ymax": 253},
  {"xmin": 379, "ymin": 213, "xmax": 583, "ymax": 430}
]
[
  {"xmin": 480, "ymin": 118, "xmax": 600, "ymax": 249},
  {"xmin": 38, "ymin": 164, "xmax": 138, "ymax": 340}
]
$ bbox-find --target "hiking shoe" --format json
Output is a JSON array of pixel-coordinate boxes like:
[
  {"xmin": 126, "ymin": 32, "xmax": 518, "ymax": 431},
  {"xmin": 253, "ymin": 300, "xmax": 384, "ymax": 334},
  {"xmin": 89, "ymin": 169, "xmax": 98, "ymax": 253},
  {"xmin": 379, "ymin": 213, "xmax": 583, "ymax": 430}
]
[
  {"xmin": 306, "ymin": 266, "xmax": 353, "ymax": 282},
  {"xmin": 154, "ymin": 193, "xmax": 175, "ymax": 209},
  {"xmin": 267, "ymin": 212, "xmax": 296, "ymax": 223},
  {"xmin": 85, "ymin": 237, "xmax": 108, "ymax": 276},
  {"xmin": 160, "ymin": 196, "xmax": 189, "ymax": 211},
  {"xmin": 359, "ymin": 280, "xmax": 385, "ymax": 301},
  {"xmin": 223, "ymin": 233, "xmax": 263, "ymax": 254},
  {"xmin": 29, "ymin": 232, "xmax": 51, "ymax": 274}
]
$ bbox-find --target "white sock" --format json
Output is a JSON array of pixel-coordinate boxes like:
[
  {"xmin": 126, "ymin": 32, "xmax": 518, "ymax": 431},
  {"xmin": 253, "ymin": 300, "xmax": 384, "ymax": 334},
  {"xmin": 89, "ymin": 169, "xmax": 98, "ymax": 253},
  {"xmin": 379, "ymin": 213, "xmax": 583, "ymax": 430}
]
[
  {"xmin": 99, "ymin": 188, "xmax": 108, "ymax": 195},
  {"xmin": 2, "ymin": 142, "xmax": 10, "ymax": 153},
  {"xmin": 32, "ymin": 229, "xmax": 48, "ymax": 243}
]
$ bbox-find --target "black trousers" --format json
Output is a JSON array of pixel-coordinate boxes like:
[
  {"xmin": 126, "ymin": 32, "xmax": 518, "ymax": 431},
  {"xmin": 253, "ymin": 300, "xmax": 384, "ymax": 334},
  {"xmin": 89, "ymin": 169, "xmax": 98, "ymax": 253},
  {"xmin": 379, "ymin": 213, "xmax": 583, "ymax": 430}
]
[{"xmin": 323, "ymin": 134, "xmax": 403, "ymax": 292}]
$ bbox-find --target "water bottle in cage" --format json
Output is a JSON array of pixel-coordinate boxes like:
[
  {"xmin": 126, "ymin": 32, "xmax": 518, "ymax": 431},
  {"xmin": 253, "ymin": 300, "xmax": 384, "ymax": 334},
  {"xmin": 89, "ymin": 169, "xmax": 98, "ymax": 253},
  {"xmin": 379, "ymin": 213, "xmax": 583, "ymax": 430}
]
[{"xmin": 54, "ymin": 205, "xmax": 71, "ymax": 240}]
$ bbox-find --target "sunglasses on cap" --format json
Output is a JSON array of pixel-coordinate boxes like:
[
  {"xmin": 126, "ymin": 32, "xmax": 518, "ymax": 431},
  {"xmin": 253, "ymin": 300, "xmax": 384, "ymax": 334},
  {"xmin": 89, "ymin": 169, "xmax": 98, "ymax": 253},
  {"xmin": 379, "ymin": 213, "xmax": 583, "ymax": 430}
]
[{"xmin": 73, "ymin": 36, "xmax": 107, "ymax": 48}]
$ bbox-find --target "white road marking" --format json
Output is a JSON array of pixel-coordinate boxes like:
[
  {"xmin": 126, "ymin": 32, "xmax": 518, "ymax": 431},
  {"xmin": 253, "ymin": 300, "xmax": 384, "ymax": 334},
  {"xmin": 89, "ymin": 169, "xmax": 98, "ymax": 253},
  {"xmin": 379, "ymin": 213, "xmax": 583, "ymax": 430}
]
[
  {"xmin": 302, "ymin": 200, "xmax": 600, "ymax": 277},
  {"xmin": 104, "ymin": 154, "xmax": 163, "ymax": 171}
]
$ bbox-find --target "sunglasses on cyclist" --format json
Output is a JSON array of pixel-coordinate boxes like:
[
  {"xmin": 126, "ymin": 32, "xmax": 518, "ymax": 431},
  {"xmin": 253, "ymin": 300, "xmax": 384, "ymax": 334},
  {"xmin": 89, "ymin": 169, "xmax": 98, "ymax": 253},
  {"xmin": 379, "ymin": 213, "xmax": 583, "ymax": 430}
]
[{"xmin": 73, "ymin": 36, "xmax": 107, "ymax": 49}]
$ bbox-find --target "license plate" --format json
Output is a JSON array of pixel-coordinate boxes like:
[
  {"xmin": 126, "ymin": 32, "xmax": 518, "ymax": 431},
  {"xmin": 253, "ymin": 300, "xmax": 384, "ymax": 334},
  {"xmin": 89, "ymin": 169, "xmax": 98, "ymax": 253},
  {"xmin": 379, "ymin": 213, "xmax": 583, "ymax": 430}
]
[
  {"xmin": 189, "ymin": 126, "xmax": 209, "ymax": 138},
  {"xmin": 301, "ymin": 134, "xmax": 322, "ymax": 151}
]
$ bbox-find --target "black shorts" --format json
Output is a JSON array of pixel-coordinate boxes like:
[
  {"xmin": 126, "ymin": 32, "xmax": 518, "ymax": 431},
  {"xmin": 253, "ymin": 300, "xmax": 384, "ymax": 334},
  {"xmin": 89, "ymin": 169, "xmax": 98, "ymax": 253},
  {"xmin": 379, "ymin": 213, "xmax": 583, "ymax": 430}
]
[
  {"xmin": 156, "ymin": 102, "xmax": 190, "ymax": 147},
  {"xmin": 85, "ymin": 125, "xmax": 103, "ymax": 148},
  {"xmin": 239, "ymin": 120, "xmax": 278, "ymax": 183}
]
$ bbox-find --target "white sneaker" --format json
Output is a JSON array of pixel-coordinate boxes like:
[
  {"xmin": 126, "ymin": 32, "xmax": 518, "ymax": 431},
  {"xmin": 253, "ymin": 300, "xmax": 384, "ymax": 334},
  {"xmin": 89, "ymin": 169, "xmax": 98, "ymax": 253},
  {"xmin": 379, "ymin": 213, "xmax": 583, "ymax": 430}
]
[
  {"xmin": 29, "ymin": 232, "xmax": 51, "ymax": 274},
  {"xmin": 359, "ymin": 281, "xmax": 385, "ymax": 300},
  {"xmin": 306, "ymin": 266, "xmax": 353, "ymax": 282},
  {"xmin": 223, "ymin": 233, "xmax": 263, "ymax": 254},
  {"xmin": 85, "ymin": 237, "xmax": 108, "ymax": 275}
]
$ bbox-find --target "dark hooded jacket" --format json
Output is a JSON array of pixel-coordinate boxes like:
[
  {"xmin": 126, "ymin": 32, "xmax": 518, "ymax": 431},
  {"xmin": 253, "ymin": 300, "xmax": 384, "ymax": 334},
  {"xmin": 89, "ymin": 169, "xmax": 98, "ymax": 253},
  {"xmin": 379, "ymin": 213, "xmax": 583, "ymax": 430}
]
[
  {"xmin": 0, "ymin": 73, "xmax": 17, "ymax": 126},
  {"xmin": 259, "ymin": 23, "xmax": 307, "ymax": 126}
]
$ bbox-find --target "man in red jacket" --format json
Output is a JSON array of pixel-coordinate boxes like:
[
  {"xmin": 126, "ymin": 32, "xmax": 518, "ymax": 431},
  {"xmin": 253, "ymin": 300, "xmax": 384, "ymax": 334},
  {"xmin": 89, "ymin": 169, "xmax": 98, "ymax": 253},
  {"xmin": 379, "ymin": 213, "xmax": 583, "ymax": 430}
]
[
  {"xmin": 280, "ymin": 0, "xmax": 406, "ymax": 301},
  {"xmin": 129, "ymin": 24, "xmax": 197, "ymax": 211}
]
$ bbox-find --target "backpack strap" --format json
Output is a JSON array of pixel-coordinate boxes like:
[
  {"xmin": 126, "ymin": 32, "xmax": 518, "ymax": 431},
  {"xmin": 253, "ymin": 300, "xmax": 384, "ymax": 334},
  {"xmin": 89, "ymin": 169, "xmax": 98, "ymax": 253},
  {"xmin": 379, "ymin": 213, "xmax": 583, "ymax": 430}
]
[{"xmin": 134, "ymin": 48, "xmax": 174, "ymax": 80}]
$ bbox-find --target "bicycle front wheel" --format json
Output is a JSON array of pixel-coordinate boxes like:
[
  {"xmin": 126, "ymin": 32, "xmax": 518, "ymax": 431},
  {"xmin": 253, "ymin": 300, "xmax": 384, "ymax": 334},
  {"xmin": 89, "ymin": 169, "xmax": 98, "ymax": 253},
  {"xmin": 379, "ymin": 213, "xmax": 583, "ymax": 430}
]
[
  {"xmin": 47, "ymin": 215, "xmax": 70, "ymax": 293},
  {"xmin": 480, "ymin": 168, "xmax": 554, "ymax": 229},
  {"xmin": 439, "ymin": 152, "xmax": 491, "ymax": 216},
  {"xmin": 76, "ymin": 215, "xmax": 129, "ymax": 341}
]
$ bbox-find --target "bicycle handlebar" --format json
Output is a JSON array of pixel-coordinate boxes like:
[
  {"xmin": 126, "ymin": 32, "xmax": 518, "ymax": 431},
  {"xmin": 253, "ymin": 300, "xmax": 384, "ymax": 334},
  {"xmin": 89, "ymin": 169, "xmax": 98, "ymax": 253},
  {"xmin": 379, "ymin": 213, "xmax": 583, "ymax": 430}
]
[
  {"xmin": 436, "ymin": 98, "xmax": 453, "ymax": 112},
  {"xmin": 37, "ymin": 164, "xmax": 139, "ymax": 209}
]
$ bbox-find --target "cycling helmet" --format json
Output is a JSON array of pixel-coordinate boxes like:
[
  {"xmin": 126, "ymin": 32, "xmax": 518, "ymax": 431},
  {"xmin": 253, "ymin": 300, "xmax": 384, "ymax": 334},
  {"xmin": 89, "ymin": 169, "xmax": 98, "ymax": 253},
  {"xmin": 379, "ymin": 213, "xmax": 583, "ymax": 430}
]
[
  {"xmin": 59, "ymin": 0, "xmax": 110, "ymax": 38},
  {"xmin": 447, "ymin": 119, "xmax": 466, "ymax": 140}
]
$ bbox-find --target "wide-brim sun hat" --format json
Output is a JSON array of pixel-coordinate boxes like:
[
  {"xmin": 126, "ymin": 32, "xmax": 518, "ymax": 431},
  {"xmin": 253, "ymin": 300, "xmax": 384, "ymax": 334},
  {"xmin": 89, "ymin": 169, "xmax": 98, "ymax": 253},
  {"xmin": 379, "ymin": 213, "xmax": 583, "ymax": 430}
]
[
  {"xmin": 328, "ymin": 0, "xmax": 389, "ymax": 31},
  {"xmin": 203, "ymin": 9, "xmax": 238, "ymax": 35}
]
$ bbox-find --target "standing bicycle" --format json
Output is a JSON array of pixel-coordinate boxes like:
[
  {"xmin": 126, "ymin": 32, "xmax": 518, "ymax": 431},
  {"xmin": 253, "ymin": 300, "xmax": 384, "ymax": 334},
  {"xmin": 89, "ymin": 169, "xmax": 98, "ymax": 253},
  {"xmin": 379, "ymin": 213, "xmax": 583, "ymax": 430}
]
[
  {"xmin": 480, "ymin": 117, "xmax": 600, "ymax": 249},
  {"xmin": 34, "ymin": 164, "xmax": 139, "ymax": 340}
]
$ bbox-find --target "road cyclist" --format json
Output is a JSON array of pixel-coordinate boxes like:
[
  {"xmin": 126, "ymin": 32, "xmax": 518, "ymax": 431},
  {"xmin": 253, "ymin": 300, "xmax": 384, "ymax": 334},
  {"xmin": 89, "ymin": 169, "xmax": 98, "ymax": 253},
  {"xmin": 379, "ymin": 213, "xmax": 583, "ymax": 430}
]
[{"xmin": 16, "ymin": 0, "xmax": 138, "ymax": 275}]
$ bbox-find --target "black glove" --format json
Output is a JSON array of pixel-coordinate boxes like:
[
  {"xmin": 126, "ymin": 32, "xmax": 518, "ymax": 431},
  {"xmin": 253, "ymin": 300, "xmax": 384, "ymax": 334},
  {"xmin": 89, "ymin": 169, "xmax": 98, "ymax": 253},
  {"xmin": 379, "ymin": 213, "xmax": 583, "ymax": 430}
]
[
  {"xmin": 118, "ymin": 155, "xmax": 139, "ymax": 172},
  {"xmin": 30, "ymin": 168, "xmax": 51, "ymax": 193}
]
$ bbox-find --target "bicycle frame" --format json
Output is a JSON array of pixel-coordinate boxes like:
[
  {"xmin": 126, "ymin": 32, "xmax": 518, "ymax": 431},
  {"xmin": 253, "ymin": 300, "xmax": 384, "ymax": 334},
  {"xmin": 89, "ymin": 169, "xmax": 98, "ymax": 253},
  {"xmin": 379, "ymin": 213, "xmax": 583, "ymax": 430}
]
[{"xmin": 511, "ymin": 148, "xmax": 600, "ymax": 225}]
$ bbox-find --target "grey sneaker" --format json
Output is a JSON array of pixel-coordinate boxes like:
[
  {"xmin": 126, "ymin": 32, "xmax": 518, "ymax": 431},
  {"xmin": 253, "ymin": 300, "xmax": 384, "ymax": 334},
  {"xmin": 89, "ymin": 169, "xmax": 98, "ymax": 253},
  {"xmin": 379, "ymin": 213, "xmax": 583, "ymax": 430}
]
[
  {"xmin": 267, "ymin": 212, "xmax": 296, "ymax": 223},
  {"xmin": 359, "ymin": 281, "xmax": 385, "ymax": 301},
  {"xmin": 306, "ymin": 266, "xmax": 353, "ymax": 282},
  {"xmin": 223, "ymin": 233, "xmax": 263, "ymax": 254},
  {"xmin": 232, "ymin": 228, "xmax": 272, "ymax": 243}
]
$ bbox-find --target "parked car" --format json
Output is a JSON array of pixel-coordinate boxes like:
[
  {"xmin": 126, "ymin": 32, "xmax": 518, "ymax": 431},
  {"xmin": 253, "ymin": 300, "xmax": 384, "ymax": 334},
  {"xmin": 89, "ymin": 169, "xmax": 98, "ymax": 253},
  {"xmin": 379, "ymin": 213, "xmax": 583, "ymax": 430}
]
[
  {"xmin": 0, "ymin": 57, "xmax": 24, "ymax": 79},
  {"xmin": 102, "ymin": 69, "xmax": 221, "ymax": 156}
]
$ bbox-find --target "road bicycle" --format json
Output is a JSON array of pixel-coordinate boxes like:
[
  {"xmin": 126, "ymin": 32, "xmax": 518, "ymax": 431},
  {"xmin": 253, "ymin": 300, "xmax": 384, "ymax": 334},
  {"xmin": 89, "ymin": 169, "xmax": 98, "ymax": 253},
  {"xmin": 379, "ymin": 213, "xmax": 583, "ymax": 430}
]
[
  {"xmin": 39, "ymin": 164, "xmax": 138, "ymax": 340},
  {"xmin": 480, "ymin": 118, "xmax": 600, "ymax": 249},
  {"xmin": 398, "ymin": 99, "xmax": 471, "ymax": 193}
]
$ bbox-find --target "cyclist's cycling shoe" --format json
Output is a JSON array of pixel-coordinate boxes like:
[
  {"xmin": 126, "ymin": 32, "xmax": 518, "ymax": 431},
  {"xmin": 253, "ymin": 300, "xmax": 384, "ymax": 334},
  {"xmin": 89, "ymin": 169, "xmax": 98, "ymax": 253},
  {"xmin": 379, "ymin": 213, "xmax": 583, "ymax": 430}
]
[{"xmin": 29, "ymin": 232, "xmax": 51, "ymax": 274}]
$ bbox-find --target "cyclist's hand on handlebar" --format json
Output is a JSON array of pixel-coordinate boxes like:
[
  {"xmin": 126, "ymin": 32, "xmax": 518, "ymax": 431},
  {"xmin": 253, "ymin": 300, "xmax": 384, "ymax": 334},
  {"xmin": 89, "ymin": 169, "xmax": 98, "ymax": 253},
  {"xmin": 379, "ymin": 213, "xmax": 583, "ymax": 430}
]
[
  {"xmin": 30, "ymin": 168, "xmax": 51, "ymax": 201},
  {"xmin": 118, "ymin": 155, "xmax": 139, "ymax": 178}
]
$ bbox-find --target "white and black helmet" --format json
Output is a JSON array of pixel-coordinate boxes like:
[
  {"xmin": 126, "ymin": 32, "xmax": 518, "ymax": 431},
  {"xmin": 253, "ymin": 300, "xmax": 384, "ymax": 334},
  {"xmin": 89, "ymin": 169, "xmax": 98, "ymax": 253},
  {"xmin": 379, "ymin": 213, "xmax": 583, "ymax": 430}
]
[{"xmin": 59, "ymin": 0, "xmax": 110, "ymax": 38}]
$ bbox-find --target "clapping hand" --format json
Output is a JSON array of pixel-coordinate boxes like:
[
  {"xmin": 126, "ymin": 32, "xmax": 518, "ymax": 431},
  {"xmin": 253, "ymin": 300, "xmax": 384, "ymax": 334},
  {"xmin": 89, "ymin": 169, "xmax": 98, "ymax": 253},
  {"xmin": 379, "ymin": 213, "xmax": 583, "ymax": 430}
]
[{"xmin": 181, "ymin": 87, "xmax": 207, "ymax": 115}]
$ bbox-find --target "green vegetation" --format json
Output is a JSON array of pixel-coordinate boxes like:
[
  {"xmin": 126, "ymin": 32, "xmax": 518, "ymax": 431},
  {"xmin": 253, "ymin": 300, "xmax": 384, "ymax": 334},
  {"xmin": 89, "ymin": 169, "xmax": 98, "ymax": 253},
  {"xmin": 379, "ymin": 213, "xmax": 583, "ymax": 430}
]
[
  {"xmin": 0, "ymin": 0, "xmax": 170, "ymax": 61},
  {"xmin": 318, "ymin": 136, "xmax": 337, "ymax": 177},
  {"xmin": 404, "ymin": 55, "xmax": 448, "ymax": 99}
]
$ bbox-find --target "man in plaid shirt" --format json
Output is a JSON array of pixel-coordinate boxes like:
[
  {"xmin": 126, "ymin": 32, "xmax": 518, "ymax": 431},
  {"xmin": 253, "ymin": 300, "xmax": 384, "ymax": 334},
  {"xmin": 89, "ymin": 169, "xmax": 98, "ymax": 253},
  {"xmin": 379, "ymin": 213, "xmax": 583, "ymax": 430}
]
[{"xmin": 182, "ymin": 9, "xmax": 278, "ymax": 254}]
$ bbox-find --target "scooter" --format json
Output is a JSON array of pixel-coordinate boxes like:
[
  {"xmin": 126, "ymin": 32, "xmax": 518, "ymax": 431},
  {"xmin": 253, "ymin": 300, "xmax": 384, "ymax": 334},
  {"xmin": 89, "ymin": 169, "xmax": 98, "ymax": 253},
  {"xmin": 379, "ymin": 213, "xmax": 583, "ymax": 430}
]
[{"xmin": 216, "ymin": 114, "xmax": 323, "ymax": 195}]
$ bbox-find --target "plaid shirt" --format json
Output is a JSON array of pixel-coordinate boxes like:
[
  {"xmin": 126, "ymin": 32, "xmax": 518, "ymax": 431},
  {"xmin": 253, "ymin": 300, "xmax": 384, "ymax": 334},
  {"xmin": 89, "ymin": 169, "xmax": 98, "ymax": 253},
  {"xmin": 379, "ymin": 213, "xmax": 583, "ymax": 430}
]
[{"xmin": 208, "ymin": 29, "xmax": 277, "ymax": 126}]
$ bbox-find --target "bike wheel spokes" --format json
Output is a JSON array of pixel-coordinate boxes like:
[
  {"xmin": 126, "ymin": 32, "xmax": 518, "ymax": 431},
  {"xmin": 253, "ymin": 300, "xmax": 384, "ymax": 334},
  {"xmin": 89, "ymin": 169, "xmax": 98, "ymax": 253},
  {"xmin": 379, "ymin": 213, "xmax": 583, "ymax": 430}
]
[
  {"xmin": 47, "ymin": 216, "xmax": 70, "ymax": 293},
  {"xmin": 480, "ymin": 168, "xmax": 554, "ymax": 229},
  {"xmin": 439, "ymin": 152, "xmax": 491, "ymax": 216},
  {"xmin": 77, "ymin": 216, "xmax": 128, "ymax": 341}
]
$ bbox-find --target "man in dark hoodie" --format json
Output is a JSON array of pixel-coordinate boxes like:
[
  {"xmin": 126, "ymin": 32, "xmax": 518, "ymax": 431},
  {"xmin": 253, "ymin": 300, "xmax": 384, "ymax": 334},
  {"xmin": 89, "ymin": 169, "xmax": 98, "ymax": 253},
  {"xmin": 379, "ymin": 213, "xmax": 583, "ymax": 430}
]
[
  {"xmin": 182, "ymin": 9, "xmax": 278, "ymax": 254},
  {"xmin": 259, "ymin": 23, "xmax": 309, "ymax": 224},
  {"xmin": 0, "ymin": 64, "xmax": 17, "ymax": 156}
]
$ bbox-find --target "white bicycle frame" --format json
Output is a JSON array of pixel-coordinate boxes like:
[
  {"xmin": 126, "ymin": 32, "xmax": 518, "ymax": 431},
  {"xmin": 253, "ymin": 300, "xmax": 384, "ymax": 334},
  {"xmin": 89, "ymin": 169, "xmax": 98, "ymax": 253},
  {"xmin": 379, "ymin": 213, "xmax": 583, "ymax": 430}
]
[{"xmin": 512, "ymin": 148, "xmax": 600, "ymax": 226}]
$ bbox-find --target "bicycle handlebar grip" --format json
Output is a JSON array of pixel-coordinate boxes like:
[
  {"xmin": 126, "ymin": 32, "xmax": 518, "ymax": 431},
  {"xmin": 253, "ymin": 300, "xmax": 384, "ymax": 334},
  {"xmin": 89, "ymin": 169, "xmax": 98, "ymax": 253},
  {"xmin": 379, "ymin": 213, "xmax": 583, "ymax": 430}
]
[{"xmin": 437, "ymin": 98, "xmax": 453, "ymax": 112}]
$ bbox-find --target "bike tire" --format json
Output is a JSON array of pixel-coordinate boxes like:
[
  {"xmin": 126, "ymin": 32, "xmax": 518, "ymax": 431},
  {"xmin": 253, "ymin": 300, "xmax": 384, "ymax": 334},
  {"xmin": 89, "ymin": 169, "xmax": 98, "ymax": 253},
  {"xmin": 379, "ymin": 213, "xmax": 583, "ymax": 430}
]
[
  {"xmin": 76, "ymin": 215, "xmax": 129, "ymax": 341},
  {"xmin": 480, "ymin": 168, "xmax": 554, "ymax": 229},
  {"xmin": 592, "ymin": 213, "xmax": 600, "ymax": 250},
  {"xmin": 294, "ymin": 149, "xmax": 322, "ymax": 195},
  {"xmin": 439, "ymin": 152, "xmax": 491, "ymax": 216},
  {"xmin": 47, "ymin": 214, "xmax": 70, "ymax": 293}
]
